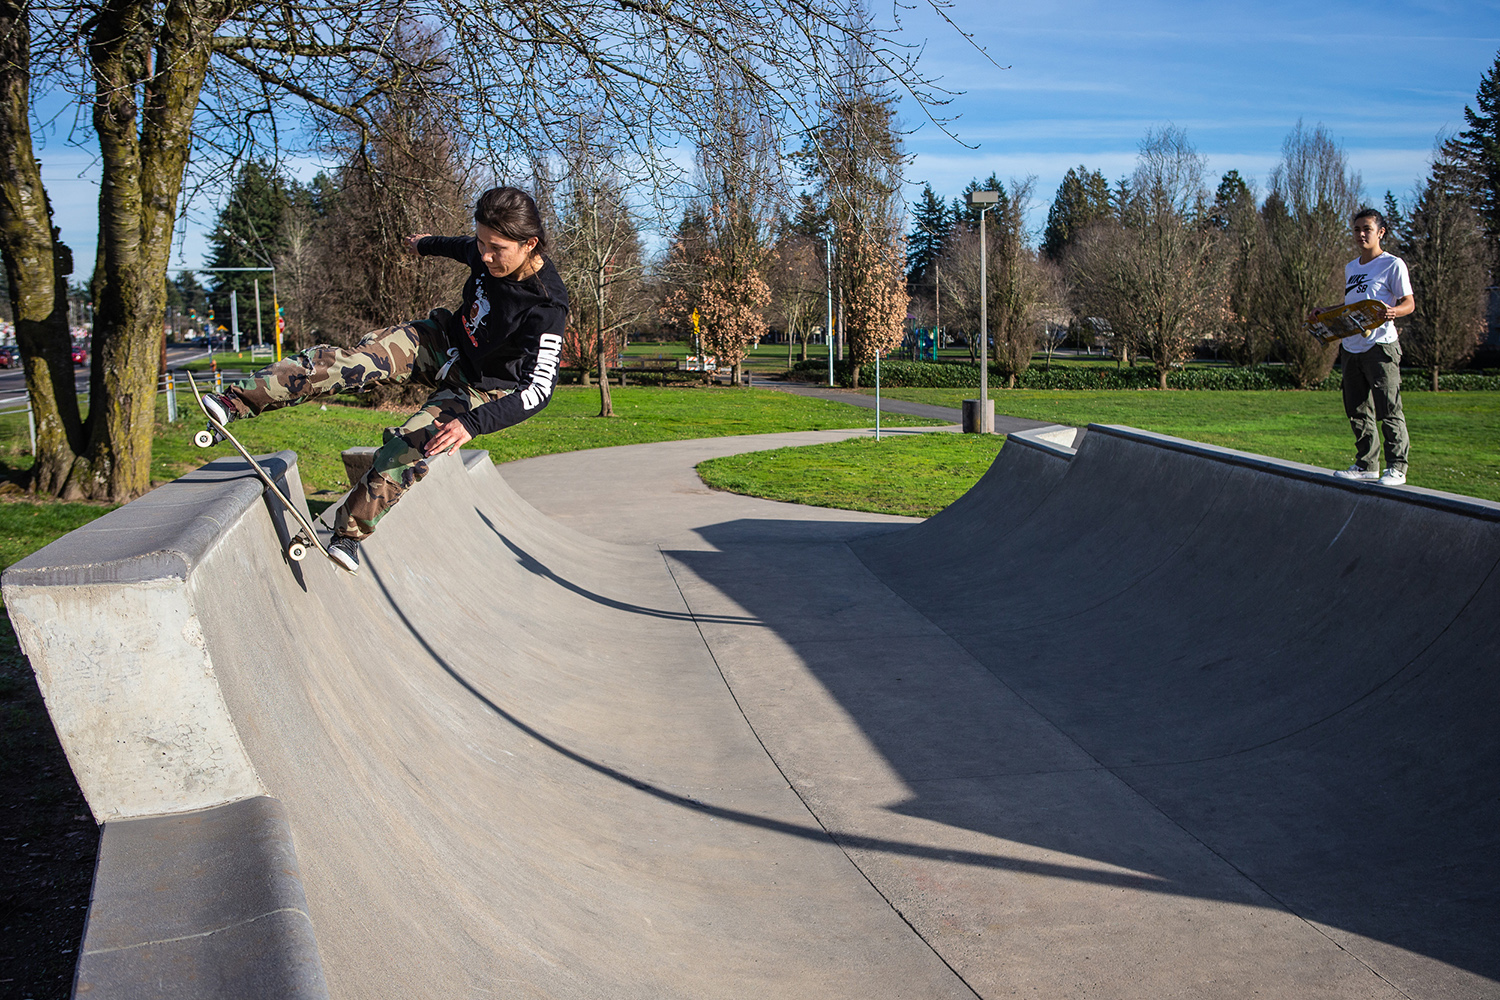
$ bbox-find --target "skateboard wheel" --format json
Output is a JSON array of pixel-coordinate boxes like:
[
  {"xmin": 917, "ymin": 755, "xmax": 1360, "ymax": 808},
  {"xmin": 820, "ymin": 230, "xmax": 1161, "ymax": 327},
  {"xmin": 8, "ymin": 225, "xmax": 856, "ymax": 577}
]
[
  {"xmin": 287, "ymin": 542, "xmax": 308, "ymax": 562},
  {"xmin": 193, "ymin": 430, "xmax": 214, "ymax": 448}
]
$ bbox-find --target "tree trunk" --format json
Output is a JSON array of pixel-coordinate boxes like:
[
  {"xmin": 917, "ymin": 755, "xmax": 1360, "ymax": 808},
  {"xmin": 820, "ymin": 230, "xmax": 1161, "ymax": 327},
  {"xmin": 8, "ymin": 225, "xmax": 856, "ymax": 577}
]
[
  {"xmin": 596, "ymin": 342, "xmax": 613, "ymax": 416},
  {"xmin": 0, "ymin": 0, "xmax": 86, "ymax": 493},
  {"xmin": 850, "ymin": 363, "xmax": 860, "ymax": 389},
  {"xmin": 74, "ymin": 0, "xmax": 227, "ymax": 501},
  {"xmin": 1432, "ymin": 365, "xmax": 1440, "ymax": 392},
  {"xmin": 1008, "ymin": 372, "xmax": 1017, "ymax": 389},
  {"xmin": 1158, "ymin": 368, "xmax": 1169, "ymax": 391}
]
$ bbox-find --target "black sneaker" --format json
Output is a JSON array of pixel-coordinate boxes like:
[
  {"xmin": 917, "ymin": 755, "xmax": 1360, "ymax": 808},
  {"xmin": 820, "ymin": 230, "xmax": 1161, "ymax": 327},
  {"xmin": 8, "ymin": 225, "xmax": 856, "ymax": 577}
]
[{"xmin": 328, "ymin": 535, "xmax": 361, "ymax": 573}]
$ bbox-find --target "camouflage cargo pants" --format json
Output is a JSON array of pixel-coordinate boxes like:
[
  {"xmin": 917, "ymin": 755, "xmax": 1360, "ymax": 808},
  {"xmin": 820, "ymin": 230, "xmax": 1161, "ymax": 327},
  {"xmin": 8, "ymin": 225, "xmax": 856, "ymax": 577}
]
[{"xmin": 225, "ymin": 317, "xmax": 506, "ymax": 541}]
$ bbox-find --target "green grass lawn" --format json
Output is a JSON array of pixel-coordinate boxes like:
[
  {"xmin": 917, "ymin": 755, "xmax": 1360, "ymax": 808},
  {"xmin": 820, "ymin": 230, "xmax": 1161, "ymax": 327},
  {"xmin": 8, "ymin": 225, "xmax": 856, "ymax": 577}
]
[
  {"xmin": 862, "ymin": 387, "xmax": 1500, "ymax": 502},
  {"xmin": 698, "ymin": 387, "xmax": 1500, "ymax": 515},
  {"xmin": 698, "ymin": 431, "xmax": 992, "ymax": 517},
  {"xmin": 159, "ymin": 386, "xmax": 942, "ymax": 494}
]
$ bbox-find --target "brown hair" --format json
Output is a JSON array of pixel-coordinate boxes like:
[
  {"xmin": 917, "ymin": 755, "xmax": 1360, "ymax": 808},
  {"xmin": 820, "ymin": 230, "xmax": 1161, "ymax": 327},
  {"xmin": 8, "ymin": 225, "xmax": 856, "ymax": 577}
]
[{"xmin": 474, "ymin": 186, "xmax": 550, "ymax": 257}]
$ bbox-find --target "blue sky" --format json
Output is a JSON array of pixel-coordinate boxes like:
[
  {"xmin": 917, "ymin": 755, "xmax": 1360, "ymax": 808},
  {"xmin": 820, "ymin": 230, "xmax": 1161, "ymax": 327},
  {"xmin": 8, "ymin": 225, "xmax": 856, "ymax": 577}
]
[
  {"xmin": 35, "ymin": 0, "xmax": 1500, "ymax": 280},
  {"xmin": 897, "ymin": 0, "xmax": 1500, "ymax": 224}
]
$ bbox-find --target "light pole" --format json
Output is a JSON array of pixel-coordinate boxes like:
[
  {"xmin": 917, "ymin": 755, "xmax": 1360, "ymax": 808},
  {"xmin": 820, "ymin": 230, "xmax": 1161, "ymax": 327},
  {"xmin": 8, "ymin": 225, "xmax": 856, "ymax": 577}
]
[
  {"xmin": 966, "ymin": 190, "xmax": 998, "ymax": 433},
  {"xmin": 824, "ymin": 232, "xmax": 834, "ymax": 388}
]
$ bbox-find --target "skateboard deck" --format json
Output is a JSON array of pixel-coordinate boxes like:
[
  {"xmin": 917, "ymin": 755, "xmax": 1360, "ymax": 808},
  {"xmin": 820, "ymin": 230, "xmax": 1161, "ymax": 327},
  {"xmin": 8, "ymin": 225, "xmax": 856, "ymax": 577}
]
[
  {"xmin": 1308, "ymin": 299, "xmax": 1386, "ymax": 344},
  {"xmin": 186, "ymin": 373, "xmax": 335, "ymax": 565}
]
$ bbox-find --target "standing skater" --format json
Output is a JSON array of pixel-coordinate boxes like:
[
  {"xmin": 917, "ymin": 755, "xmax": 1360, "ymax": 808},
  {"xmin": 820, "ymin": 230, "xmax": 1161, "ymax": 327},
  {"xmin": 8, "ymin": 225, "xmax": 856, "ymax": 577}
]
[
  {"xmin": 200, "ymin": 186, "xmax": 568, "ymax": 572},
  {"xmin": 1312, "ymin": 207, "xmax": 1416, "ymax": 486}
]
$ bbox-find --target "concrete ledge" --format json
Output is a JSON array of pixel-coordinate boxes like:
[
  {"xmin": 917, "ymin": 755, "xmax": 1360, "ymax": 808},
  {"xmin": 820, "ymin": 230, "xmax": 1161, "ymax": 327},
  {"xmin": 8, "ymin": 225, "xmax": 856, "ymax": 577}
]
[
  {"xmin": 1090, "ymin": 424, "xmax": 1500, "ymax": 522},
  {"xmin": 77, "ymin": 796, "xmax": 328, "ymax": 1000},
  {"xmin": 1008, "ymin": 423, "xmax": 1080, "ymax": 458},
  {"xmin": 1, "ymin": 452, "xmax": 301, "ymax": 588}
]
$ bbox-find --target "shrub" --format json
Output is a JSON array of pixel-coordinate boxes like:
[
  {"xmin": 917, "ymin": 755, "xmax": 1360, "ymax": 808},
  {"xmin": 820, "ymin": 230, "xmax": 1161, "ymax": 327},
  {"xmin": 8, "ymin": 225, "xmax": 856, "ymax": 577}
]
[{"xmin": 787, "ymin": 358, "xmax": 1500, "ymax": 392}]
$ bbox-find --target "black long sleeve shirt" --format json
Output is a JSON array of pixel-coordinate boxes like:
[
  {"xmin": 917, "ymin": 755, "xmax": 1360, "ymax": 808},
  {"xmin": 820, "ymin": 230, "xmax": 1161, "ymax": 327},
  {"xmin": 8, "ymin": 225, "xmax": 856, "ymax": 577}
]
[{"xmin": 417, "ymin": 236, "xmax": 569, "ymax": 436}]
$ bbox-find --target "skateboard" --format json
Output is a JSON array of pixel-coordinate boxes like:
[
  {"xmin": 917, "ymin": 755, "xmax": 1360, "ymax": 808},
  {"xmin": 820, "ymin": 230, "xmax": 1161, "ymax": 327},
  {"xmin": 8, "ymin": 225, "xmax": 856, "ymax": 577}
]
[
  {"xmin": 1307, "ymin": 299, "xmax": 1387, "ymax": 344},
  {"xmin": 186, "ymin": 372, "xmax": 334, "ymax": 565}
]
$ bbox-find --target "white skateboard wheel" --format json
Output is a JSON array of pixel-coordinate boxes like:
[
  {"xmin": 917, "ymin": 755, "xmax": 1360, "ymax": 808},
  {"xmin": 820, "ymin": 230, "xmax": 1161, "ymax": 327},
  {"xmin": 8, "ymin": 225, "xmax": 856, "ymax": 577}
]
[
  {"xmin": 287, "ymin": 542, "xmax": 308, "ymax": 562},
  {"xmin": 193, "ymin": 430, "xmax": 214, "ymax": 448}
]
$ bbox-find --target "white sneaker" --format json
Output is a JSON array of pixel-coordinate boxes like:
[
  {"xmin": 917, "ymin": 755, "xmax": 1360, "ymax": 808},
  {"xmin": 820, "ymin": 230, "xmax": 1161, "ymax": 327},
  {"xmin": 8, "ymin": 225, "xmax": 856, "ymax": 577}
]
[
  {"xmin": 202, "ymin": 392, "xmax": 236, "ymax": 426},
  {"xmin": 1334, "ymin": 465, "xmax": 1378, "ymax": 481},
  {"xmin": 1378, "ymin": 467, "xmax": 1406, "ymax": 487}
]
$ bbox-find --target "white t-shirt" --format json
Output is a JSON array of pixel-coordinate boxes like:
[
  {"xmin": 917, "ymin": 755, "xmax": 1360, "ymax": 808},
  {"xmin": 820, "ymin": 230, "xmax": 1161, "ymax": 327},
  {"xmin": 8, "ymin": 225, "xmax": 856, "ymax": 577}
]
[{"xmin": 1341, "ymin": 252, "xmax": 1411, "ymax": 353}]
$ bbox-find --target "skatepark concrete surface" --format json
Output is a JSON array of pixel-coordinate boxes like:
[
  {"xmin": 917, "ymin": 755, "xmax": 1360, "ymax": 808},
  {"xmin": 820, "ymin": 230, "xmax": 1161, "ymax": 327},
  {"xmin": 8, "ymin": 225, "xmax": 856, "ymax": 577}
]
[{"xmin": 4, "ymin": 422, "xmax": 1498, "ymax": 999}]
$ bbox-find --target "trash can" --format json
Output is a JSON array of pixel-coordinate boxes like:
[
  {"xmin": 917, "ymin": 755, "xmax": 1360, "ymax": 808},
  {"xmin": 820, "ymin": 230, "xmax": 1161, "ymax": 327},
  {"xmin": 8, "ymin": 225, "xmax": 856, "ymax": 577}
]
[{"xmin": 962, "ymin": 398, "xmax": 994, "ymax": 434}]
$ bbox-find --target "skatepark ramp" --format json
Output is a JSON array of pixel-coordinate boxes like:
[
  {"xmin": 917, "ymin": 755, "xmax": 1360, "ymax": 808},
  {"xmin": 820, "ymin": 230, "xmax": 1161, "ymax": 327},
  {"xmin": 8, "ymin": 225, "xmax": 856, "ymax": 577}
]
[{"xmin": 4, "ymin": 425, "xmax": 1498, "ymax": 998}]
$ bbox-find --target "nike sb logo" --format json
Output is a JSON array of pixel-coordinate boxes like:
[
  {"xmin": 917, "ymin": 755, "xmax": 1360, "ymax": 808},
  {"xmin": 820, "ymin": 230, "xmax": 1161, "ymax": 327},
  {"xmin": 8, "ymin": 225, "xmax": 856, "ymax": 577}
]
[{"xmin": 1347, "ymin": 274, "xmax": 1369, "ymax": 296}]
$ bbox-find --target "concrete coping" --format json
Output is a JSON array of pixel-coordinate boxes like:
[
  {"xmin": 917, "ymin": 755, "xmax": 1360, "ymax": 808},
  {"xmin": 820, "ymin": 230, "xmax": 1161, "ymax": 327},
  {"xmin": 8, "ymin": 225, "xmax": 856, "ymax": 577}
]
[
  {"xmin": 1089, "ymin": 424, "xmax": 1500, "ymax": 522},
  {"xmin": 1, "ymin": 452, "xmax": 302, "ymax": 589},
  {"xmin": 1007, "ymin": 424, "xmax": 1081, "ymax": 458}
]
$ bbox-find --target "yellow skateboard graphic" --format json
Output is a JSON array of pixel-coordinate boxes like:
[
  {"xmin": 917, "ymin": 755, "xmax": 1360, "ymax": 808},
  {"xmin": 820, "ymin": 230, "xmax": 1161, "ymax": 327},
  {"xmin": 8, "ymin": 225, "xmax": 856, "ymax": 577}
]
[{"xmin": 1307, "ymin": 299, "xmax": 1386, "ymax": 344}]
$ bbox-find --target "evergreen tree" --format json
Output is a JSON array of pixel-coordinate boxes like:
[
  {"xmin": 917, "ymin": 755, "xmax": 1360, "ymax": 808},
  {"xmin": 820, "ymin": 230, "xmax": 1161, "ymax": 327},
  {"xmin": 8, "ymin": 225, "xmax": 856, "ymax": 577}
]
[
  {"xmin": 906, "ymin": 183, "xmax": 949, "ymax": 283},
  {"xmin": 953, "ymin": 173, "xmax": 1006, "ymax": 232},
  {"xmin": 1404, "ymin": 154, "xmax": 1490, "ymax": 388},
  {"xmin": 1382, "ymin": 190, "xmax": 1407, "ymax": 257},
  {"xmin": 207, "ymin": 160, "xmax": 290, "ymax": 346},
  {"xmin": 1041, "ymin": 165, "xmax": 1111, "ymax": 258},
  {"xmin": 1210, "ymin": 170, "xmax": 1265, "ymax": 365},
  {"xmin": 1209, "ymin": 170, "xmax": 1253, "ymax": 230},
  {"xmin": 1453, "ymin": 50, "xmax": 1500, "ymax": 269}
]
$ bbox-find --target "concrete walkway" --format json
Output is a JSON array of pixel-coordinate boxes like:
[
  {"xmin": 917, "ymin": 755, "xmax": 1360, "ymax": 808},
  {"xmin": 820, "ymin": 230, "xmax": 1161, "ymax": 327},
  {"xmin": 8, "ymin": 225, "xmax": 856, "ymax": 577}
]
[{"xmin": 748, "ymin": 374, "xmax": 1061, "ymax": 436}]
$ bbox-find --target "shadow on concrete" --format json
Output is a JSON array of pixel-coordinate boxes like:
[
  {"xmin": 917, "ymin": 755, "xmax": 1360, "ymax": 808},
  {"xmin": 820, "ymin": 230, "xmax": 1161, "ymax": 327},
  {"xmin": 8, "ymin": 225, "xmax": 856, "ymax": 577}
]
[{"xmin": 657, "ymin": 427, "xmax": 1500, "ymax": 988}]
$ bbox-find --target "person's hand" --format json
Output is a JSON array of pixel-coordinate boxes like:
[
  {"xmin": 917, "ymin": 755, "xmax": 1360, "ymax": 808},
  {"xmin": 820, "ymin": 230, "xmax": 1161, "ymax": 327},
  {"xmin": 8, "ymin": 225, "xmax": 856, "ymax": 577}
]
[
  {"xmin": 403, "ymin": 233, "xmax": 431, "ymax": 255},
  {"xmin": 1381, "ymin": 304, "xmax": 1398, "ymax": 321},
  {"xmin": 424, "ymin": 418, "xmax": 473, "ymax": 457},
  {"xmin": 1307, "ymin": 307, "xmax": 1323, "ymax": 323}
]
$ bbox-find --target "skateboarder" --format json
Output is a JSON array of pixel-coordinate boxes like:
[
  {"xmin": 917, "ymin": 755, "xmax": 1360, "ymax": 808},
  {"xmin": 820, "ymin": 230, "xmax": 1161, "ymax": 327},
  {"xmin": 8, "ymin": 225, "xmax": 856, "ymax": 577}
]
[
  {"xmin": 1310, "ymin": 207, "xmax": 1415, "ymax": 486},
  {"xmin": 200, "ymin": 186, "xmax": 568, "ymax": 572}
]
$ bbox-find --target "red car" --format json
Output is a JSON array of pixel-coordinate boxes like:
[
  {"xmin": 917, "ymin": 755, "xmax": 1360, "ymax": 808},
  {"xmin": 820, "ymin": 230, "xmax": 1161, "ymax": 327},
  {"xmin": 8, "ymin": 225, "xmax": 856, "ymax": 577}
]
[
  {"xmin": 0, "ymin": 346, "xmax": 15, "ymax": 368},
  {"xmin": 71, "ymin": 345, "xmax": 88, "ymax": 365}
]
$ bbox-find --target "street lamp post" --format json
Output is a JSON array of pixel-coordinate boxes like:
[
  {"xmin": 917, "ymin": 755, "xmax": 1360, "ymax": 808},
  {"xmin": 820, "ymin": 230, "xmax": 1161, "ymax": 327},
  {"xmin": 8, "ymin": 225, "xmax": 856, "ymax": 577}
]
[
  {"xmin": 965, "ymin": 190, "xmax": 998, "ymax": 433},
  {"xmin": 824, "ymin": 233, "xmax": 834, "ymax": 388}
]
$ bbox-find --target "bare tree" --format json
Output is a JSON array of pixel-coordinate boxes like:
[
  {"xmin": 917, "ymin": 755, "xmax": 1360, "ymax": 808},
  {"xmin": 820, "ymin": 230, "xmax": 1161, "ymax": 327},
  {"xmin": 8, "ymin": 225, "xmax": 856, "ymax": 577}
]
[
  {"xmin": 1403, "ymin": 153, "xmax": 1489, "ymax": 389},
  {"xmin": 692, "ymin": 78, "xmax": 781, "ymax": 386},
  {"xmin": 768, "ymin": 231, "xmax": 826, "ymax": 365},
  {"xmin": 1067, "ymin": 128, "xmax": 1229, "ymax": 389},
  {"xmin": 0, "ymin": 1, "xmax": 83, "ymax": 494},
  {"xmin": 3, "ymin": 0, "xmax": 977, "ymax": 500},
  {"xmin": 1256, "ymin": 122, "xmax": 1363, "ymax": 387},
  {"xmin": 800, "ymin": 15, "xmax": 909, "ymax": 388},
  {"xmin": 551, "ymin": 124, "xmax": 649, "ymax": 415}
]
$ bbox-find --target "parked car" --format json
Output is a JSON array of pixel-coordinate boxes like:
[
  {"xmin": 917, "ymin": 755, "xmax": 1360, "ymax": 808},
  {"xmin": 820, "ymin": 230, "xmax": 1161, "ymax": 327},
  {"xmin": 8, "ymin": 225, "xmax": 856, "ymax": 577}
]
[
  {"xmin": 0, "ymin": 345, "xmax": 15, "ymax": 368},
  {"xmin": 71, "ymin": 345, "xmax": 88, "ymax": 366}
]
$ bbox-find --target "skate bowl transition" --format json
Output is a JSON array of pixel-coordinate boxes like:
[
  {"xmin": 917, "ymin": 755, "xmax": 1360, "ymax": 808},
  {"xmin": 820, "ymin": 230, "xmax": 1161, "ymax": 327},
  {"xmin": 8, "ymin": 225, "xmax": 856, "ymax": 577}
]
[{"xmin": 4, "ymin": 423, "xmax": 1498, "ymax": 999}]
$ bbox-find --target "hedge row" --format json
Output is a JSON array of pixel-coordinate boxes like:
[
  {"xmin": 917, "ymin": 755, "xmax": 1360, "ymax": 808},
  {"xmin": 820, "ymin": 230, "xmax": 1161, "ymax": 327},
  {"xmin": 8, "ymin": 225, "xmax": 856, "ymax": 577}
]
[{"xmin": 788, "ymin": 359, "xmax": 1500, "ymax": 392}]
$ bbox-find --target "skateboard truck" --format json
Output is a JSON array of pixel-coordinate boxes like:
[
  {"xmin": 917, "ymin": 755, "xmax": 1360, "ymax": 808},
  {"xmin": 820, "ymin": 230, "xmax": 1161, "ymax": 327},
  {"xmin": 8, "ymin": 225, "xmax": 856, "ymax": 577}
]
[{"xmin": 185, "ymin": 372, "xmax": 338, "ymax": 567}]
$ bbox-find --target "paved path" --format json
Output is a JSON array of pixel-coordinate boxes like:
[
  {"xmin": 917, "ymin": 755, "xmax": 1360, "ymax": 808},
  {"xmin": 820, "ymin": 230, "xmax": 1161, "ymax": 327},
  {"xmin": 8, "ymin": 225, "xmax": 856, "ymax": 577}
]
[{"xmin": 5, "ymin": 424, "xmax": 1498, "ymax": 998}]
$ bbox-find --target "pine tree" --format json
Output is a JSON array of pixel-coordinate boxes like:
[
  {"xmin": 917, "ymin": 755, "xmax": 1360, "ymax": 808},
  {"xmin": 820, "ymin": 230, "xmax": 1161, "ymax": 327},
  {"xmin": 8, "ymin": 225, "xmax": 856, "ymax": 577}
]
[
  {"xmin": 207, "ymin": 160, "xmax": 290, "ymax": 346},
  {"xmin": 1381, "ymin": 191, "xmax": 1407, "ymax": 257},
  {"xmin": 1041, "ymin": 166, "xmax": 1111, "ymax": 259},
  {"xmin": 1404, "ymin": 154, "xmax": 1490, "ymax": 389},
  {"xmin": 954, "ymin": 174, "xmax": 1006, "ymax": 233},
  {"xmin": 906, "ymin": 183, "xmax": 949, "ymax": 283},
  {"xmin": 1209, "ymin": 170, "xmax": 1252, "ymax": 230},
  {"xmin": 1453, "ymin": 50, "xmax": 1500, "ymax": 269}
]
